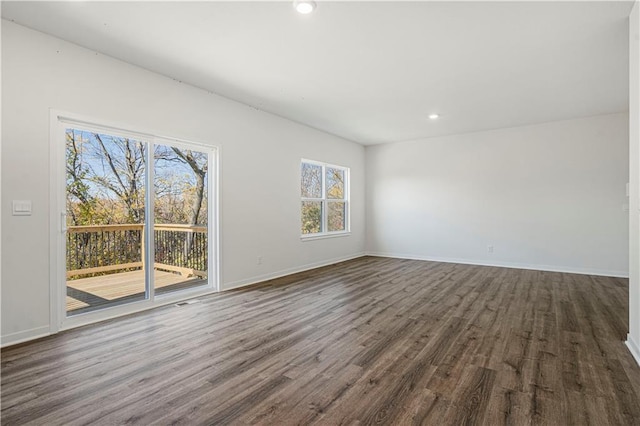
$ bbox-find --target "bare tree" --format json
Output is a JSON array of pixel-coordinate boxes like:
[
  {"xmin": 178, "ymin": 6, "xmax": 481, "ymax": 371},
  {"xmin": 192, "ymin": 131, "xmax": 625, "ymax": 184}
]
[
  {"xmin": 66, "ymin": 130, "xmax": 100, "ymax": 225},
  {"xmin": 171, "ymin": 148, "xmax": 207, "ymax": 225},
  {"xmin": 90, "ymin": 134, "xmax": 146, "ymax": 223}
]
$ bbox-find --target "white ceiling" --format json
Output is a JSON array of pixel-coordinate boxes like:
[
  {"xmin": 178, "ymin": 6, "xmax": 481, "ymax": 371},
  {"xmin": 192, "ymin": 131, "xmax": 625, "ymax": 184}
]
[{"xmin": 2, "ymin": 1, "xmax": 633, "ymax": 145}]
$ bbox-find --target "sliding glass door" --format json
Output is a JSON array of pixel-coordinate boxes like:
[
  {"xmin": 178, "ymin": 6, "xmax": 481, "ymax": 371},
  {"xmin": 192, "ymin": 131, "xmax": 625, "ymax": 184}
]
[
  {"xmin": 65, "ymin": 129, "xmax": 148, "ymax": 315},
  {"xmin": 153, "ymin": 143, "xmax": 209, "ymax": 296},
  {"xmin": 63, "ymin": 124, "xmax": 214, "ymax": 318}
]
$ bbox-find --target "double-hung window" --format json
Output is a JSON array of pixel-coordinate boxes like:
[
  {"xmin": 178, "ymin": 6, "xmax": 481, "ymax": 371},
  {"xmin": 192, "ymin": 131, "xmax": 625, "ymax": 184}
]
[{"xmin": 301, "ymin": 159, "xmax": 349, "ymax": 238}]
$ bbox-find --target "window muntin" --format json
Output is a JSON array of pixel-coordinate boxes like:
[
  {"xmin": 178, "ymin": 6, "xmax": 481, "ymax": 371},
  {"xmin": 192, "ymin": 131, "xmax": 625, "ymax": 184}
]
[{"xmin": 301, "ymin": 160, "xmax": 349, "ymax": 237}]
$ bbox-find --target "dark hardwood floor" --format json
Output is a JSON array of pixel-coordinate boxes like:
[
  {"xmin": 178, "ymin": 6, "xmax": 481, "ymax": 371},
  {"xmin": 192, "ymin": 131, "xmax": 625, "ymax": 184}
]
[{"xmin": 2, "ymin": 256, "xmax": 639, "ymax": 425}]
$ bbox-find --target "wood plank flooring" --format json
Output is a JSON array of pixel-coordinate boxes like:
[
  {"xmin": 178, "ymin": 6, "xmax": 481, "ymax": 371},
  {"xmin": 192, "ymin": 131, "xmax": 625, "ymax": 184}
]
[{"xmin": 2, "ymin": 256, "xmax": 639, "ymax": 425}]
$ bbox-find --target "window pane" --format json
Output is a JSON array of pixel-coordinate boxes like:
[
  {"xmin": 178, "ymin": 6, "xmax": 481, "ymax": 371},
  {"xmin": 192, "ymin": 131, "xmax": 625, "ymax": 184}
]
[
  {"xmin": 328, "ymin": 201, "xmax": 346, "ymax": 232},
  {"xmin": 154, "ymin": 144, "xmax": 209, "ymax": 296},
  {"xmin": 301, "ymin": 162, "xmax": 322, "ymax": 198},
  {"xmin": 65, "ymin": 129, "xmax": 147, "ymax": 315},
  {"xmin": 326, "ymin": 168, "xmax": 345, "ymax": 199},
  {"xmin": 302, "ymin": 201, "xmax": 323, "ymax": 234}
]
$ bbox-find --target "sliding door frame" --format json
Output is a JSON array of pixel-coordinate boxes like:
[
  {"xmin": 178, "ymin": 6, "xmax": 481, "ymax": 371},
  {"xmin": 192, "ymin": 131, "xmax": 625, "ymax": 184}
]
[{"xmin": 49, "ymin": 110, "xmax": 220, "ymax": 333}]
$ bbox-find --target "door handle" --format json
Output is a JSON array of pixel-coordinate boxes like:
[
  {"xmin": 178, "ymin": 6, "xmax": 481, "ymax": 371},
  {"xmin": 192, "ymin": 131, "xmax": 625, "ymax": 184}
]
[{"xmin": 61, "ymin": 212, "xmax": 67, "ymax": 233}]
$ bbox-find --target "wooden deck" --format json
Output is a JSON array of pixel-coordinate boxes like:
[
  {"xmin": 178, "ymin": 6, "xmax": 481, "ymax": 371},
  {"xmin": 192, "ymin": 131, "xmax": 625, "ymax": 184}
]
[{"xmin": 66, "ymin": 270, "xmax": 206, "ymax": 313}]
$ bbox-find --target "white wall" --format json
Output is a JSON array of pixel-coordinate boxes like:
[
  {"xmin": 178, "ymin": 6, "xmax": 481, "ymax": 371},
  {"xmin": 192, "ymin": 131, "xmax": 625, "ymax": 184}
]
[
  {"xmin": 1, "ymin": 21, "xmax": 365, "ymax": 345},
  {"xmin": 2, "ymin": 17, "xmax": 635, "ymax": 348},
  {"xmin": 366, "ymin": 114, "xmax": 629, "ymax": 277},
  {"xmin": 627, "ymin": 0, "xmax": 640, "ymax": 365}
]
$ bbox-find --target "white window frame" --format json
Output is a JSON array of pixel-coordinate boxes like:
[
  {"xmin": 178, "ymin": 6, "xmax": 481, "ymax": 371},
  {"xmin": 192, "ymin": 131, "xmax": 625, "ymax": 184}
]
[
  {"xmin": 49, "ymin": 110, "xmax": 220, "ymax": 333},
  {"xmin": 300, "ymin": 159, "xmax": 350, "ymax": 240}
]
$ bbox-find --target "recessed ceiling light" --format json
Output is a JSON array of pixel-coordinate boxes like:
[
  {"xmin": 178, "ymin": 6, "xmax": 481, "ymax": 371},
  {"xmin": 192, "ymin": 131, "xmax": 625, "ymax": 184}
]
[
  {"xmin": 294, "ymin": 0, "xmax": 316, "ymax": 14},
  {"xmin": 428, "ymin": 114, "xmax": 440, "ymax": 120}
]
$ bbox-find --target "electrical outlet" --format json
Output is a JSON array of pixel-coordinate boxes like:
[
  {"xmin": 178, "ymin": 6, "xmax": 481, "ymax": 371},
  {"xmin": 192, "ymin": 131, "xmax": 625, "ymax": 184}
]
[
  {"xmin": 257, "ymin": 256, "xmax": 263, "ymax": 265},
  {"xmin": 487, "ymin": 245, "xmax": 494, "ymax": 253}
]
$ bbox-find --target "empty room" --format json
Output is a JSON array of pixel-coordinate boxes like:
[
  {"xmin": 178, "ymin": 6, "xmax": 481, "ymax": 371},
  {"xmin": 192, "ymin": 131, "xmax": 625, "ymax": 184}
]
[{"xmin": 2, "ymin": 0, "xmax": 640, "ymax": 424}]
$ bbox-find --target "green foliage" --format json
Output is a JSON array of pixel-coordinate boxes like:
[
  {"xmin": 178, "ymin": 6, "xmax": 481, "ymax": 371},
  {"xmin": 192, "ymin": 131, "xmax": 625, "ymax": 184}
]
[
  {"xmin": 65, "ymin": 129, "xmax": 210, "ymax": 279},
  {"xmin": 65, "ymin": 130, "xmax": 208, "ymax": 227},
  {"xmin": 301, "ymin": 201, "xmax": 322, "ymax": 234}
]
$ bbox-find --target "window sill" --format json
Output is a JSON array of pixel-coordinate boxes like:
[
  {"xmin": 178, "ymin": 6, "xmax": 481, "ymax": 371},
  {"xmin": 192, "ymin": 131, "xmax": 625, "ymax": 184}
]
[{"xmin": 301, "ymin": 232, "xmax": 351, "ymax": 242}]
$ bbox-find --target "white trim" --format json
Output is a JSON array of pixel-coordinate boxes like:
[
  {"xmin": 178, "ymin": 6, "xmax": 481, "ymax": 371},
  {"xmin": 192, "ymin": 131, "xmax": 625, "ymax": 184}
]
[
  {"xmin": 55, "ymin": 114, "xmax": 213, "ymax": 151},
  {"xmin": 222, "ymin": 253, "xmax": 366, "ymax": 291},
  {"xmin": 626, "ymin": 334, "xmax": 640, "ymax": 366},
  {"xmin": 209, "ymin": 144, "xmax": 221, "ymax": 292},
  {"xmin": 300, "ymin": 158, "xmax": 349, "ymax": 170},
  {"xmin": 0, "ymin": 14, "xmax": 2, "ymax": 353},
  {"xmin": 301, "ymin": 231, "xmax": 351, "ymax": 241},
  {"xmin": 49, "ymin": 110, "xmax": 66, "ymax": 334},
  {"xmin": 1, "ymin": 326, "xmax": 51, "ymax": 348},
  {"xmin": 365, "ymin": 252, "xmax": 629, "ymax": 278},
  {"xmin": 0, "ymin": 15, "xmax": 2, "ymax": 352},
  {"xmin": 145, "ymin": 133, "xmax": 155, "ymax": 302}
]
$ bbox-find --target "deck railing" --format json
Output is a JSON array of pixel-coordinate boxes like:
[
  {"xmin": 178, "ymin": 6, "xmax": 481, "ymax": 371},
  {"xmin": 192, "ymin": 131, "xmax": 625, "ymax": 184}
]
[{"xmin": 66, "ymin": 224, "xmax": 207, "ymax": 279}]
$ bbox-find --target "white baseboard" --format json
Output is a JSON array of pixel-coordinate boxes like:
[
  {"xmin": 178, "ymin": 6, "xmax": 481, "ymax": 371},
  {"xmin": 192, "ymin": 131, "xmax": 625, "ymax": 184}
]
[
  {"xmin": 222, "ymin": 252, "xmax": 366, "ymax": 291},
  {"xmin": 365, "ymin": 251, "xmax": 629, "ymax": 278},
  {"xmin": 626, "ymin": 335, "xmax": 640, "ymax": 367},
  {"xmin": 3, "ymin": 252, "xmax": 624, "ymax": 348},
  {"xmin": 1, "ymin": 325, "xmax": 51, "ymax": 348},
  {"xmin": 1, "ymin": 254, "xmax": 366, "ymax": 347}
]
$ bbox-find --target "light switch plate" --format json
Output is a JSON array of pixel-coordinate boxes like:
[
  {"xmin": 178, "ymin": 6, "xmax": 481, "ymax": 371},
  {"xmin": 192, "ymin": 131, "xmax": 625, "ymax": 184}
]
[{"xmin": 12, "ymin": 200, "xmax": 32, "ymax": 216}]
